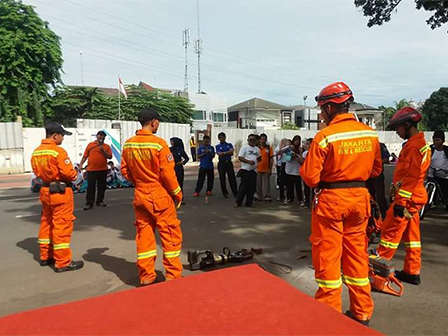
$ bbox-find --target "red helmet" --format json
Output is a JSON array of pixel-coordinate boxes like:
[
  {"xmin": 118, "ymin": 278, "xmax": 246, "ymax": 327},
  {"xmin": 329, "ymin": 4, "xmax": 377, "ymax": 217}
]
[
  {"xmin": 386, "ymin": 107, "xmax": 422, "ymax": 130},
  {"xmin": 315, "ymin": 82, "xmax": 354, "ymax": 106}
]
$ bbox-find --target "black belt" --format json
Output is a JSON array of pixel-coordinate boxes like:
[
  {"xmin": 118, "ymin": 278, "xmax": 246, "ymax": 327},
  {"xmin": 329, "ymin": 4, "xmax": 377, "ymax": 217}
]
[
  {"xmin": 43, "ymin": 181, "xmax": 72, "ymax": 188},
  {"xmin": 318, "ymin": 181, "xmax": 366, "ymax": 189}
]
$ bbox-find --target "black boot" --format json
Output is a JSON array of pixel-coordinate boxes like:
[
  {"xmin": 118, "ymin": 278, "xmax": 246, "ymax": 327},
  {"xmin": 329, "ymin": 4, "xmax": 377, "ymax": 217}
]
[
  {"xmin": 55, "ymin": 260, "xmax": 84, "ymax": 273},
  {"xmin": 39, "ymin": 258, "xmax": 55, "ymax": 267},
  {"xmin": 83, "ymin": 204, "xmax": 93, "ymax": 211},
  {"xmin": 395, "ymin": 270, "xmax": 421, "ymax": 285},
  {"xmin": 96, "ymin": 202, "xmax": 107, "ymax": 207},
  {"xmin": 345, "ymin": 310, "xmax": 370, "ymax": 326}
]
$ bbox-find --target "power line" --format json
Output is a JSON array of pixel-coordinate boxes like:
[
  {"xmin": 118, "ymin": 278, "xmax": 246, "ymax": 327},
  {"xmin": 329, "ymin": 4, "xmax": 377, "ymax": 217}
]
[
  {"xmin": 34, "ymin": 0, "xmax": 396, "ymax": 99},
  {"xmin": 62, "ymin": 44, "xmax": 307, "ymax": 101},
  {"xmin": 40, "ymin": 12, "xmax": 321, "ymax": 92},
  {"xmin": 34, "ymin": 0, "xmax": 321, "ymax": 88}
]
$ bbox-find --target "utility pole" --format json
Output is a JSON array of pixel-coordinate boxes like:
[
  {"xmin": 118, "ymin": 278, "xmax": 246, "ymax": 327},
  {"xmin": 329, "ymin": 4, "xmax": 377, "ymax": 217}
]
[
  {"xmin": 303, "ymin": 95, "xmax": 309, "ymax": 130},
  {"xmin": 80, "ymin": 51, "xmax": 84, "ymax": 85},
  {"xmin": 182, "ymin": 29, "xmax": 190, "ymax": 93},
  {"xmin": 195, "ymin": 0, "xmax": 203, "ymax": 93}
]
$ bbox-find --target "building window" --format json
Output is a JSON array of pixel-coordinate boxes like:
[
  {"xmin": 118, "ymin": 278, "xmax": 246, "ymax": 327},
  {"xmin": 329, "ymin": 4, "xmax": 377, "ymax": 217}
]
[
  {"xmin": 192, "ymin": 110, "xmax": 204, "ymax": 120},
  {"xmin": 283, "ymin": 112, "xmax": 292, "ymax": 124},
  {"xmin": 213, "ymin": 113, "xmax": 225, "ymax": 122}
]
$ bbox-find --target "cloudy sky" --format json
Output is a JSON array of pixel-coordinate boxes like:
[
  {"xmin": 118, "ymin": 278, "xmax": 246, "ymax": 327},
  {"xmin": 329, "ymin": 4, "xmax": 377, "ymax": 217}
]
[{"xmin": 25, "ymin": 0, "xmax": 448, "ymax": 107}]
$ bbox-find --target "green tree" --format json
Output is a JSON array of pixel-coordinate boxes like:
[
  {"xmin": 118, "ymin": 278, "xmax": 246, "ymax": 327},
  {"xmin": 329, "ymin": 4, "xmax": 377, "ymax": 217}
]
[
  {"xmin": 355, "ymin": 1, "xmax": 448, "ymax": 32},
  {"xmin": 118, "ymin": 86, "xmax": 194, "ymax": 124},
  {"xmin": 422, "ymin": 88, "xmax": 448, "ymax": 131},
  {"xmin": 44, "ymin": 86, "xmax": 116, "ymax": 127},
  {"xmin": 281, "ymin": 122, "xmax": 300, "ymax": 130},
  {"xmin": 377, "ymin": 99, "xmax": 410, "ymax": 129},
  {"xmin": 45, "ymin": 85, "xmax": 194, "ymax": 126},
  {"xmin": 0, "ymin": 0, "xmax": 63, "ymax": 126}
]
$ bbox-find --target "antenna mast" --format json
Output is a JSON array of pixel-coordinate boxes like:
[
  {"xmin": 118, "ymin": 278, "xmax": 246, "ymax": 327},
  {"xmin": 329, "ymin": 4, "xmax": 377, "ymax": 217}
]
[
  {"xmin": 195, "ymin": 0, "xmax": 203, "ymax": 93},
  {"xmin": 182, "ymin": 28, "xmax": 190, "ymax": 92}
]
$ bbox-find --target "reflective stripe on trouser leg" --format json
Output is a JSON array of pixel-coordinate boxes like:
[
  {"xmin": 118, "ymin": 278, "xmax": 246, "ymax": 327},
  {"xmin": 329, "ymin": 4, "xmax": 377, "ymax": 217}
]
[
  {"xmin": 38, "ymin": 200, "xmax": 53, "ymax": 261},
  {"xmin": 403, "ymin": 205, "xmax": 422, "ymax": 275},
  {"xmin": 377, "ymin": 204, "xmax": 408, "ymax": 260},
  {"xmin": 311, "ymin": 208, "xmax": 343, "ymax": 312},
  {"xmin": 51, "ymin": 189, "xmax": 75, "ymax": 268},
  {"xmin": 157, "ymin": 203, "xmax": 183, "ymax": 280},
  {"xmin": 135, "ymin": 212, "xmax": 157, "ymax": 285},
  {"xmin": 342, "ymin": 199, "xmax": 374, "ymax": 322}
]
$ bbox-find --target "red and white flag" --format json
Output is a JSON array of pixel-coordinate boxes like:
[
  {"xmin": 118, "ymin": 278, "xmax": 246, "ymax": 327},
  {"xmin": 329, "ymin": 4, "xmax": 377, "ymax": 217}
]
[{"xmin": 118, "ymin": 77, "xmax": 127, "ymax": 99}]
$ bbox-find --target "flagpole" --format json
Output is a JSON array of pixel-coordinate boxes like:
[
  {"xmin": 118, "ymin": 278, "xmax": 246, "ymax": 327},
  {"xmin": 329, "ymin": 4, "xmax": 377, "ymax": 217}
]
[{"xmin": 118, "ymin": 77, "xmax": 121, "ymax": 120}]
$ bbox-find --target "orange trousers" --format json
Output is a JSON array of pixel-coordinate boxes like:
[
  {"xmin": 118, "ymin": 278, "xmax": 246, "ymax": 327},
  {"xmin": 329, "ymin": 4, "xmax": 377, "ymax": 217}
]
[
  {"xmin": 133, "ymin": 190, "xmax": 183, "ymax": 284},
  {"xmin": 310, "ymin": 188, "xmax": 373, "ymax": 322},
  {"xmin": 38, "ymin": 187, "xmax": 75, "ymax": 268},
  {"xmin": 377, "ymin": 202, "xmax": 422, "ymax": 275}
]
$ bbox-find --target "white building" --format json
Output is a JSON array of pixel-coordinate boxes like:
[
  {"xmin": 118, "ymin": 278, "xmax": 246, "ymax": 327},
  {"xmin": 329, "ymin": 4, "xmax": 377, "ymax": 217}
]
[{"xmin": 189, "ymin": 93, "xmax": 228, "ymax": 131}]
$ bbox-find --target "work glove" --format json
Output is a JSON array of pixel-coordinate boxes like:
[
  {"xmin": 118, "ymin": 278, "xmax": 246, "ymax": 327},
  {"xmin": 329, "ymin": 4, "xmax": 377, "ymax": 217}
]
[
  {"xmin": 393, "ymin": 204, "xmax": 405, "ymax": 218},
  {"xmin": 174, "ymin": 192, "xmax": 183, "ymax": 209}
]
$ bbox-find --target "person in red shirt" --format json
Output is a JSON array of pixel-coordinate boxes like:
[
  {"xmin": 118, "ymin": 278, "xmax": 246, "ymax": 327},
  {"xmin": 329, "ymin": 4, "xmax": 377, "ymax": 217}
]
[{"xmin": 80, "ymin": 131, "xmax": 113, "ymax": 210}]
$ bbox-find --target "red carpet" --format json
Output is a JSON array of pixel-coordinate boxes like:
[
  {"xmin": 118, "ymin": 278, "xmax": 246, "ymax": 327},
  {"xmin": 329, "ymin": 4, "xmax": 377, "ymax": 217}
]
[{"xmin": 0, "ymin": 265, "xmax": 382, "ymax": 335}]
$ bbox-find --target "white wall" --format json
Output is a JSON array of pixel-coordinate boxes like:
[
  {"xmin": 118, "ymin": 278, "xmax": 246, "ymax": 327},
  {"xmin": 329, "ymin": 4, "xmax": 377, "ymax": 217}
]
[
  {"xmin": 76, "ymin": 119, "xmax": 192, "ymax": 155},
  {"xmin": 0, "ymin": 149, "xmax": 24, "ymax": 174},
  {"xmin": 23, "ymin": 128, "xmax": 121, "ymax": 172}
]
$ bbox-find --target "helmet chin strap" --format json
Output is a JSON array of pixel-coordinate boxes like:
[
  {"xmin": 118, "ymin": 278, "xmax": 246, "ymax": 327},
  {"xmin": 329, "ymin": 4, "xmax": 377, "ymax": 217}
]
[{"xmin": 403, "ymin": 122, "xmax": 413, "ymax": 140}]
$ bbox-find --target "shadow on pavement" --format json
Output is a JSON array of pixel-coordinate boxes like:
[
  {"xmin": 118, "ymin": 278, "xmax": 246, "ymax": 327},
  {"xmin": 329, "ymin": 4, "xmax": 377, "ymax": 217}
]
[
  {"xmin": 16, "ymin": 237, "xmax": 40, "ymax": 263},
  {"xmin": 82, "ymin": 247, "xmax": 165, "ymax": 287}
]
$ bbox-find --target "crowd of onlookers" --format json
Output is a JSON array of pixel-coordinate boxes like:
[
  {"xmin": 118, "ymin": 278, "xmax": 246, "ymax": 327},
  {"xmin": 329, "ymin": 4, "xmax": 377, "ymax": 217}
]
[
  {"xmin": 30, "ymin": 129, "xmax": 448, "ymax": 212},
  {"xmin": 186, "ymin": 132, "xmax": 315, "ymax": 208}
]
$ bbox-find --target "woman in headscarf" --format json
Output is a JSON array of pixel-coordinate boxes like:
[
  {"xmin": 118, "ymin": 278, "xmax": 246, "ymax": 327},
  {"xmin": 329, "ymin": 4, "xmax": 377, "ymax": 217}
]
[{"xmin": 170, "ymin": 137, "xmax": 189, "ymax": 204}]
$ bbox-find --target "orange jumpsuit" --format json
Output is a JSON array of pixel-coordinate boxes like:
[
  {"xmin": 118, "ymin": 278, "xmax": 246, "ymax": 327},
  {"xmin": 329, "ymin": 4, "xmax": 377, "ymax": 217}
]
[
  {"xmin": 31, "ymin": 140, "xmax": 77, "ymax": 268},
  {"xmin": 300, "ymin": 113, "xmax": 382, "ymax": 322},
  {"xmin": 121, "ymin": 130, "xmax": 183, "ymax": 284},
  {"xmin": 377, "ymin": 133, "xmax": 430, "ymax": 275}
]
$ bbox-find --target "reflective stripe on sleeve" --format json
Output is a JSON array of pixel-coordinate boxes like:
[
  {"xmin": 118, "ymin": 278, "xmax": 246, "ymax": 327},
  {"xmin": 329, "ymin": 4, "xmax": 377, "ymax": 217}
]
[
  {"xmin": 398, "ymin": 189, "xmax": 412, "ymax": 198},
  {"xmin": 172, "ymin": 186, "xmax": 182, "ymax": 196}
]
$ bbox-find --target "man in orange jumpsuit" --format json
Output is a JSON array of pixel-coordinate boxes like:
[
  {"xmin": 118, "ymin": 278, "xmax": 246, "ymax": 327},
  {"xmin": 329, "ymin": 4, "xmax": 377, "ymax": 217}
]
[
  {"xmin": 377, "ymin": 107, "xmax": 430, "ymax": 285},
  {"xmin": 31, "ymin": 122, "xmax": 84, "ymax": 273},
  {"xmin": 300, "ymin": 82, "xmax": 382, "ymax": 326},
  {"xmin": 121, "ymin": 108, "xmax": 183, "ymax": 285}
]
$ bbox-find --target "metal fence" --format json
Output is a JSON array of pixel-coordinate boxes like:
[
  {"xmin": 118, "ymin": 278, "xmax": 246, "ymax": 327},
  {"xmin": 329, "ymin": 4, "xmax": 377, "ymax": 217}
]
[{"xmin": 0, "ymin": 122, "xmax": 24, "ymax": 174}]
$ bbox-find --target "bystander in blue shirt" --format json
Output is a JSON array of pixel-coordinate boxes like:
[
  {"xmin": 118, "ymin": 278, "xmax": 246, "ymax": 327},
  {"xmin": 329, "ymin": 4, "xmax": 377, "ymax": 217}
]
[
  {"xmin": 197, "ymin": 145, "xmax": 215, "ymax": 169},
  {"xmin": 216, "ymin": 142, "xmax": 234, "ymax": 162}
]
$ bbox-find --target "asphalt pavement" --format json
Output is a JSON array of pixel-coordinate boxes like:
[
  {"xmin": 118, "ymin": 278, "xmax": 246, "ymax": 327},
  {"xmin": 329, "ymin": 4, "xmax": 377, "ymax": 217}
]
[{"xmin": 0, "ymin": 165, "xmax": 447, "ymax": 335}]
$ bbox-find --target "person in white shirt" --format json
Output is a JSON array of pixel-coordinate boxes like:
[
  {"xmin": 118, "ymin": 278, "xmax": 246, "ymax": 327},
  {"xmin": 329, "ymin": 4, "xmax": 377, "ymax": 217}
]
[
  {"xmin": 282, "ymin": 135, "xmax": 304, "ymax": 205},
  {"xmin": 274, "ymin": 138, "xmax": 288, "ymax": 201},
  {"xmin": 302, "ymin": 138, "xmax": 313, "ymax": 207},
  {"xmin": 429, "ymin": 130, "xmax": 448, "ymax": 208},
  {"xmin": 235, "ymin": 134, "xmax": 261, "ymax": 207}
]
